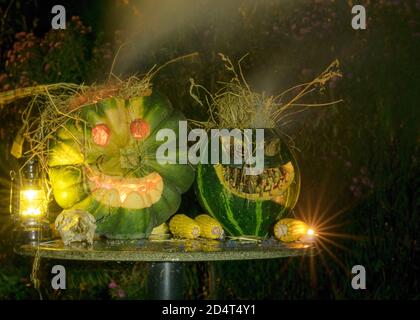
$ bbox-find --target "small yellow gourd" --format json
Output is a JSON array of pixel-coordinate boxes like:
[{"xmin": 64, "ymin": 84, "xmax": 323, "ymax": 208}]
[
  {"xmin": 195, "ymin": 214, "xmax": 224, "ymax": 240},
  {"xmin": 274, "ymin": 218, "xmax": 310, "ymax": 242},
  {"xmin": 150, "ymin": 223, "xmax": 169, "ymax": 236},
  {"xmin": 169, "ymin": 214, "xmax": 201, "ymax": 239}
]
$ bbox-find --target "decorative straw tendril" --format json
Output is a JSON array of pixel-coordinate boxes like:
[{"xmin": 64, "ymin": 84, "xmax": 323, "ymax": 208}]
[{"xmin": 189, "ymin": 53, "xmax": 342, "ymax": 132}]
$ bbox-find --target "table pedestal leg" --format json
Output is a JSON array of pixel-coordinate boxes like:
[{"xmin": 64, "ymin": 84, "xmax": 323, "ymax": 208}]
[{"xmin": 147, "ymin": 262, "xmax": 186, "ymax": 299}]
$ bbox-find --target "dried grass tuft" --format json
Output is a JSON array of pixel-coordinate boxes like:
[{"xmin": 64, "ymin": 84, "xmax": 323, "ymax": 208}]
[{"xmin": 189, "ymin": 53, "xmax": 342, "ymax": 130}]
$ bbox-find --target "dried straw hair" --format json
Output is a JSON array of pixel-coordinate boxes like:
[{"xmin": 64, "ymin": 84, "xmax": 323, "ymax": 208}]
[{"xmin": 189, "ymin": 53, "xmax": 342, "ymax": 131}]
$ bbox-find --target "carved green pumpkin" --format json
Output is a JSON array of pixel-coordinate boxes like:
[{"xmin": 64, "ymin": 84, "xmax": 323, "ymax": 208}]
[{"xmin": 48, "ymin": 92, "xmax": 194, "ymax": 239}]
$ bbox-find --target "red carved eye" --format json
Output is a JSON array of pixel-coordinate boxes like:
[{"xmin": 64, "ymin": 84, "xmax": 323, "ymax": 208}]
[
  {"xmin": 92, "ymin": 124, "xmax": 110, "ymax": 146},
  {"xmin": 130, "ymin": 119, "xmax": 150, "ymax": 140}
]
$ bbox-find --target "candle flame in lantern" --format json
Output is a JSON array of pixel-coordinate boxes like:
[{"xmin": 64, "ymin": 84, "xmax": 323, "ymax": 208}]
[
  {"xmin": 23, "ymin": 189, "xmax": 37, "ymax": 201},
  {"xmin": 20, "ymin": 189, "xmax": 47, "ymax": 217}
]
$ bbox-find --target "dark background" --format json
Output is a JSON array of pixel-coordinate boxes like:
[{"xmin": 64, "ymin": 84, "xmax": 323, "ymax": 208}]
[{"xmin": 0, "ymin": 0, "xmax": 418, "ymax": 299}]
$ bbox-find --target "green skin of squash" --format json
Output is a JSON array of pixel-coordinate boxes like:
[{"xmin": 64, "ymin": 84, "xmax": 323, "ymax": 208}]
[
  {"xmin": 195, "ymin": 134, "xmax": 300, "ymax": 237},
  {"xmin": 48, "ymin": 92, "xmax": 194, "ymax": 239}
]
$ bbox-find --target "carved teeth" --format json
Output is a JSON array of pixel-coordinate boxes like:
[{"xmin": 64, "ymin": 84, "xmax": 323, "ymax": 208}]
[
  {"xmin": 87, "ymin": 168, "xmax": 163, "ymax": 209},
  {"xmin": 221, "ymin": 164, "xmax": 292, "ymax": 197}
]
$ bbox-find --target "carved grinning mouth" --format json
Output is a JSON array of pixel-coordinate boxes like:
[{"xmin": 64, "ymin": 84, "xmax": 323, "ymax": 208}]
[
  {"xmin": 84, "ymin": 119, "xmax": 162, "ymax": 210},
  {"xmin": 214, "ymin": 162, "xmax": 295, "ymax": 203},
  {"xmin": 86, "ymin": 167, "xmax": 163, "ymax": 209}
]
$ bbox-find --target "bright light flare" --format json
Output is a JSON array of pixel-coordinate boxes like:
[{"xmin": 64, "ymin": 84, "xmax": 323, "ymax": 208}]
[
  {"xmin": 299, "ymin": 226, "xmax": 317, "ymax": 244},
  {"xmin": 19, "ymin": 188, "xmax": 47, "ymax": 218},
  {"xmin": 21, "ymin": 207, "xmax": 42, "ymax": 216},
  {"xmin": 285, "ymin": 174, "xmax": 368, "ymax": 292},
  {"xmin": 22, "ymin": 189, "xmax": 37, "ymax": 201}
]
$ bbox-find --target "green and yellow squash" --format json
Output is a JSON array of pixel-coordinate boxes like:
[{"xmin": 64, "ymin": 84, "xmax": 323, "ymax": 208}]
[{"xmin": 48, "ymin": 91, "xmax": 194, "ymax": 239}]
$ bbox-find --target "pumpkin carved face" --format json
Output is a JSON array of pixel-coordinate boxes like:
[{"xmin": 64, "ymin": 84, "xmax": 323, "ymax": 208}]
[{"xmin": 48, "ymin": 92, "xmax": 194, "ymax": 239}]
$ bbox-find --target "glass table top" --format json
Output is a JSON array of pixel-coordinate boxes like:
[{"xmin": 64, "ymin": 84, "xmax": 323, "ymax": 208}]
[{"xmin": 15, "ymin": 238, "xmax": 318, "ymax": 262}]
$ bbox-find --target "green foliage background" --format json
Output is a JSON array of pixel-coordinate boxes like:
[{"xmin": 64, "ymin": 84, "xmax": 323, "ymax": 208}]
[{"xmin": 0, "ymin": 0, "xmax": 418, "ymax": 299}]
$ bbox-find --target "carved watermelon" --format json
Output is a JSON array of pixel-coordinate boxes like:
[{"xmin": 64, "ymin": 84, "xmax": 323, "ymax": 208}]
[{"xmin": 195, "ymin": 129, "xmax": 300, "ymax": 237}]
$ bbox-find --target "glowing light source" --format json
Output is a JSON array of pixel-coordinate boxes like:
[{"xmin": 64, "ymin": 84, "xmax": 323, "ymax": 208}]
[
  {"xmin": 19, "ymin": 188, "xmax": 47, "ymax": 217},
  {"xmin": 18, "ymin": 159, "xmax": 48, "ymax": 219},
  {"xmin": 14, "ymin": 158, "xmax": 52, "ymax": 244},
  {"xmin": 299, "ymin": 227, "xmax": 317, "ymax": 244}
]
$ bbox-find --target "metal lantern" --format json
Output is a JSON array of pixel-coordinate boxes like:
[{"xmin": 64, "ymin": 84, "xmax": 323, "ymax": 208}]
[{"xmin": 16, "ymin": 158, "xmax": 51, "ymax": 244}]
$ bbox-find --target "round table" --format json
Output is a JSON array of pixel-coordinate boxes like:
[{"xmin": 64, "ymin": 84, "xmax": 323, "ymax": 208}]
[{"xmin": 16, "ymin": 238, "xmax": 317, "ymax": 299}]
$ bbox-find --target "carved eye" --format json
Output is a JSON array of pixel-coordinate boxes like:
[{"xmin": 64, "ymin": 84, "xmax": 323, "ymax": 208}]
[
  {"xmin": 264, "ymin": 138, "xmax": 280, "ymax": 156},
  {"xmin": 92, "ymin": 124, "xmax": 110, "ymax": 146},
  {"xmin": 130, "ymin": 119, "xmax": 150, "ymax": 140},
  {"xmin": 220, "ymin": 136, "xmax": 245, "ymax": 163}
]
